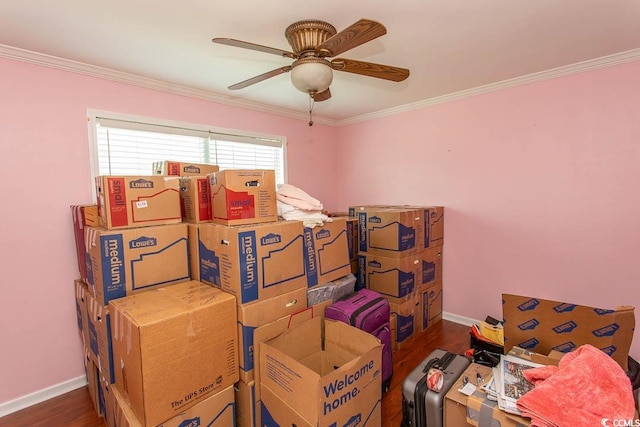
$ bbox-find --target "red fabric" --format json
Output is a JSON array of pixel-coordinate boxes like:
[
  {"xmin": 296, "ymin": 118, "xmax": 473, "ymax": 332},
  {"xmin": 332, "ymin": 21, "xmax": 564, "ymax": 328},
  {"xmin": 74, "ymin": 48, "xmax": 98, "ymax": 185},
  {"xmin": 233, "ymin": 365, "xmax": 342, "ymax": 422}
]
[{"xmin": 516, "ymin": 344, "xmax": 635, "ymax": 427}]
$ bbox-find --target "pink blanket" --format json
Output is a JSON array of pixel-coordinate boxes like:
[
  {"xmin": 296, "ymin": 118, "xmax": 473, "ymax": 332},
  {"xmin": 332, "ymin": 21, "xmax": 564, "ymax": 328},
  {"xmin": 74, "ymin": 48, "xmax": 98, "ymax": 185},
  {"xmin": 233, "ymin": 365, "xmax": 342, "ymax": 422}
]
[{"xmin": 516, "ymin": 344, "xmax": 635, "ymax": 427}]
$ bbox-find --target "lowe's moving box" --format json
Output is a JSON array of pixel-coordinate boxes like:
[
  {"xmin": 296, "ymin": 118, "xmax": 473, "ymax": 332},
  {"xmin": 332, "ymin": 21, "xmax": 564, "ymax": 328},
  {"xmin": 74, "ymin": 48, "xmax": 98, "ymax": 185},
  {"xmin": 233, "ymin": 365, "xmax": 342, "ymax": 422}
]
[
  {"xmin": 86, "ymin": 291, "xmax": 115, "ymax": 384},
  {"xmin": 187, "ymin": 224, "xmax": 201, "ymax": 281},
  {"xmin": 71, "ymin": 205, "xmax": 99, "ymax": 283},
  {"xmin": 96, "ymin": 176, "xmax": 181, "ymax": 229},
  {"xmin": 179, "ymin": 176, "xmax": 212, "ymax": 223},
  {"xmin": 502, "ymin": 294, "xmax": 635, "ymax": 370},
  {"xmin": 350, "ymin": 205, "xmax": 444, "ymax": 254},
  {"xmin": 112, "ymin": 384, "xmax": 235, "ymax": 427},
  {"xmin": 74, "ymin": 280, "xmax": 89, "ymax": 344},
  {"xmin": 152, "ymin": 160, "xmax": 219, "ymax": 176},
  {"xmin": 237, "ymin": 287, "xmax": 308, "ymax": 382},
  {"xmin": 198, "ymin": 220, "xmax": 307, "ymax": 305},
  {"xmin": 209, "ymin": 169, "xmax": 277, "ymax": 226},
  {"xmin": 357, "ymin": 246, "xmax": 442, "ymax": 298},
  {"xmin": 418, "ymin": 281, "xmax": 443, "ymax": 332},
  {"xmin": 388, "ymin": 292, "xmax": 419, "ymax": 349},
  {"xmin": 85, "ymin": 223, "xmax": 190, "ymax": 305},
  {"xmin": 110, "ymin": 281, "xmax": 238, "ymax": 426},
  {"xmin": 303, "ymin": 218, "xmax": 352, "ymax": 288},
  {"xmin": 260, "ymin": 317, "xmax": 383, "ymax": 426}
]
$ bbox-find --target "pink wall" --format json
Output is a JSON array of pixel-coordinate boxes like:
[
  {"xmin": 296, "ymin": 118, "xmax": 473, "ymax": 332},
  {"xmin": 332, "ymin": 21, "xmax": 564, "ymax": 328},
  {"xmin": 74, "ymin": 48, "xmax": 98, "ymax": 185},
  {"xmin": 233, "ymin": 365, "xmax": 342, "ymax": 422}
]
[
  {"xmin": 0, "ymin": 56, "xmax": 339, "ymax": 404},
  {"xmin": 2, "ymin": 54, "xmax": 639, "ymax": 407},
  {"xmin": 336, "ymin": 61, "xmax": 640, "ymax": 360}
]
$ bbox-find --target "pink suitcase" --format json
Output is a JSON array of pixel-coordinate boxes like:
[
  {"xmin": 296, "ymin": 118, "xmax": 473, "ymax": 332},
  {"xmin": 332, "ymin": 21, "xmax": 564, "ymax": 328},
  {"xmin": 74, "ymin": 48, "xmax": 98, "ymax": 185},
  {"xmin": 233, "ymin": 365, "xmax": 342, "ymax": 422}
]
[{"xmin": 325, "ymin": 288, "xmax": 393, "ymax": 392}]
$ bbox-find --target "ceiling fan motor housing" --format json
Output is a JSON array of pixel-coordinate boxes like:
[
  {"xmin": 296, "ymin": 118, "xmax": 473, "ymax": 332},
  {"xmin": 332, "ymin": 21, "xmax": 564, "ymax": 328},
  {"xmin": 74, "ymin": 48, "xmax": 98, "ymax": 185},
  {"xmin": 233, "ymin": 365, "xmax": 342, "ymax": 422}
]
[{"xmin": 285, "ymin": 20, "xmax": 337, "ymax": 54}]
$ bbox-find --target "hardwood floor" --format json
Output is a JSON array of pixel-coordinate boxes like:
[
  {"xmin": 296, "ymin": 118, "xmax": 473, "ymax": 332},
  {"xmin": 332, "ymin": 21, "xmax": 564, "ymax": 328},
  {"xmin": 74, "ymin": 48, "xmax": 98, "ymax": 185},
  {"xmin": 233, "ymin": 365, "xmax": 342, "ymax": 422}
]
[{"xmin": 0, "ymin": 320, "xmax": 470, "ymax": 427}]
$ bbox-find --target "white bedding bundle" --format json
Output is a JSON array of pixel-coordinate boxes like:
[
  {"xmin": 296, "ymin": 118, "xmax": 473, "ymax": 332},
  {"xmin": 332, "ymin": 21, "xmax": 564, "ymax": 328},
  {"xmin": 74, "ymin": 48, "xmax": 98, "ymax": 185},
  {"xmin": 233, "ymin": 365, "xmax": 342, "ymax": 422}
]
[{"xmin": 276, "ymin": 183, "xmax": 331, "ymax": 228}]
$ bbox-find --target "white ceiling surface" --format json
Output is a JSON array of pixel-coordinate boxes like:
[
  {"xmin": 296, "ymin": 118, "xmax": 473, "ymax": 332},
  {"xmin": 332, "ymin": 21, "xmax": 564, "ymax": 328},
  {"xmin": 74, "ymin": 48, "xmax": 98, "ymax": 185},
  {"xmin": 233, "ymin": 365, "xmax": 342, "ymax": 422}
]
[{"xmin": 1, "ymin": 1, "xmax": 639, "ymax": 122}]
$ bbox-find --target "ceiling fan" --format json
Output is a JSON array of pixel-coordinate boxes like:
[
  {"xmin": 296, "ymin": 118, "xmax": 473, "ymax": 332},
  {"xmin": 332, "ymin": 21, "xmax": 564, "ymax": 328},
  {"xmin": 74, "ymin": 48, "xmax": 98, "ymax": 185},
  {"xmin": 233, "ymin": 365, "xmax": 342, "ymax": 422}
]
[{"xmin": 212, "ymin": 18, "xmax": 410, "ymax": 102}]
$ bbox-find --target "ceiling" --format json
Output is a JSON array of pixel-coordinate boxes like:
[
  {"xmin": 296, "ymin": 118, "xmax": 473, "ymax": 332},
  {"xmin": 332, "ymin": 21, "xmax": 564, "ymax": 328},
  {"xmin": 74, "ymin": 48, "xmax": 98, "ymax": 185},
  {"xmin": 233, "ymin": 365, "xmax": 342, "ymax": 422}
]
[{"xmin": 1, "ymin": 1, "xmax": 639, "ymax": 123}]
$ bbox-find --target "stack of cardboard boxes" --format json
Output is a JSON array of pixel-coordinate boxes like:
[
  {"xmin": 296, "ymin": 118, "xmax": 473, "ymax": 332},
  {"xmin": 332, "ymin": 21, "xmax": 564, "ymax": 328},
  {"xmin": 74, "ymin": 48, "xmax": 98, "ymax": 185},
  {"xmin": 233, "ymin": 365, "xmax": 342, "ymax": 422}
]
[
  {"xmin": 71, "ymin": 163, "xmax": 380, "ymax": 426},
  {"xmin": 349, "ymin": 205, "xmax": 445, "ymax": 350}
]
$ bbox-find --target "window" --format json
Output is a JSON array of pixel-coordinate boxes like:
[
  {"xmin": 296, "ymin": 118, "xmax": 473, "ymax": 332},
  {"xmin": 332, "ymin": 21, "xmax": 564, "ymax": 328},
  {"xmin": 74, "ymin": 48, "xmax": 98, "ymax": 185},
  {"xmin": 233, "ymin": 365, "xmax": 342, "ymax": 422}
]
[{"xmin": 87, "ymin": 111, "xmax": 286, "ymax": 184}]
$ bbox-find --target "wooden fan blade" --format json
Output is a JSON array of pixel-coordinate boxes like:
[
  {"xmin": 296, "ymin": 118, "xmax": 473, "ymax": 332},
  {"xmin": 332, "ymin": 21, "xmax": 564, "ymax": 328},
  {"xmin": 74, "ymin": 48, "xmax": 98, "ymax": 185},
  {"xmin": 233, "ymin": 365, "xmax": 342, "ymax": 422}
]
[
  {"xmin": 312, "ymin": 88, "xmax": 331, "ymax": 102},
  {"xmin": 228, "ymin": 66, "xmax": 292, "ymax": 90},
  {"xmin": 316, "ymin": 19, "xmax": 386, "ymax": 57},
  {"xmin": 331, "ymin": 58, "xmax": 409, "ymax": 82},
  {"xmin": 212, "ymin": 38, "xmax": 296, "ymax": 59}
]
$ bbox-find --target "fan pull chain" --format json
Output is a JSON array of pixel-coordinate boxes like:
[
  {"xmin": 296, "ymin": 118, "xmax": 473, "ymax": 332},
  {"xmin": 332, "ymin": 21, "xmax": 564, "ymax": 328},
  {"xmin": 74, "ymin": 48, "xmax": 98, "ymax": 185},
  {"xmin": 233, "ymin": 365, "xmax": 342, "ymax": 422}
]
[{"xmin": 308, "ymin": 94, "xmax": 315, "ymax": 126}]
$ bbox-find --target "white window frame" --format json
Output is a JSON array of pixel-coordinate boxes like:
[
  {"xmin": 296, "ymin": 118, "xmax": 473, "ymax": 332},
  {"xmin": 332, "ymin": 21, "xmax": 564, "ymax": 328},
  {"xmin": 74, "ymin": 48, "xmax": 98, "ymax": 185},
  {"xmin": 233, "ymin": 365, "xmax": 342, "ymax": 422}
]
[{"xmin": 86, "ymin": 109, "xmax": 287, "ymax": 197}]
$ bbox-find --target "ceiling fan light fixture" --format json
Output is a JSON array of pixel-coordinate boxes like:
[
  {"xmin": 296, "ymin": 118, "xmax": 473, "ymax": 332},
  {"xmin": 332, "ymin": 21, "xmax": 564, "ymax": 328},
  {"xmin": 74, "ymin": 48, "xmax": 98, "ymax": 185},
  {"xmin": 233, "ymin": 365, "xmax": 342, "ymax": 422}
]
[{"xmin": 290, "ymin": 58, "xmax": 333, "ymax": 95}]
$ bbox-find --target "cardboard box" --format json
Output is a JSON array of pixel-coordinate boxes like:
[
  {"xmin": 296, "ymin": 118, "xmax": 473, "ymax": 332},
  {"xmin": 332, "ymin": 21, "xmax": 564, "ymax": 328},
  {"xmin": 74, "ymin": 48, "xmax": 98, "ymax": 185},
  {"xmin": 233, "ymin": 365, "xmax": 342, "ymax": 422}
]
[
  {"xmin": 502, "ymin": 294, "xmax": 635, "ymax": 370},
  {"xmin": 349, "ymin": 204, "xmax": 444, "ymax": 250},
  {"xmin": 74, "ymin": 279, "xmax": 88, "ymax": 343},
  {"xmin": 353, "ymin": 206, "xmax": 425, "ymax": 257},
  {"xmin": 85, "ymin": 223, "xmax": 190, "ymax": 305},
  {"xmin": 303, "ymin": 218, "xmax": 352, "ymax": 287},
  {"xmin": 235, "ymin": 380, "xmax": 260, "ymax": 427},
  {"xmin": 235, "ymin": 301, "xmax": 330, "ymax": 427},
  {"xmin": 210, "ymin": 169, "xmax": 277, "ymax": 226},
  {"xmin": 197, "ymin": 221, "xmax": 307, "ymax": 305},
  {"xmin": 112, "ymin": 384, "xmax": 235, "ymax": 427},
  {"xmin": 251, "ymin": 301, "xmax": 330, "ymax": 405},
  {"xmin": 260, "ymin": 317, "xmax": 382, "ymax": 426},
  {"xmin": 71, "ymin": 205, "xmax": 99, "ymax": 282},
  {"xmin": 96, "ymin": 175, "xmax": 182, "ymax": 229},
  {"xmin": 418, "ymin": 281, "xmax": 443, "ymax": 332},
  {"xmin": 110, "ymin": 281, "xmax": 239, "ymax": 426},
  {"xmin": 358, "ymin": 247, "xmax": 442, "ymax": 298},
  {"xmin": 86, "ymin": 291, "xmax": 115, "ymax": 384},
  {"xmin": 187, "ymin": 223, "xmax": 200, "ymax": 281},
  {"xmin": 237, "ymin": 287, "xmax": 308, "ymax": 382},
  {"xmin": 444, "ymin": 363, "xmax": 531, "ymax": 427},
  {"xmin": 179, "ymin": 176, "xmax": 212, "ymax": 223},
  {"xmin": 389, "ymin": 293, "xmax": 419, "ymax": 349},
  {"xmin": 331, "ymin": 216, "xmax": 358, "ymax": 262},
  {"xmin": 153, "ymin": 160, "xmax": 219, "ymax": 176},
  {"xmin": 84, "ymin": 352, "xmax": 100, "ymax": 415}
]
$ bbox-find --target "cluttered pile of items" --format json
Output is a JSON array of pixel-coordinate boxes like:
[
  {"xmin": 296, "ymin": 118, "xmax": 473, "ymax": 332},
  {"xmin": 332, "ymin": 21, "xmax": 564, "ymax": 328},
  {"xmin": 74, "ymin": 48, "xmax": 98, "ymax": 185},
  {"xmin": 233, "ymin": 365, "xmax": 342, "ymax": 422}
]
[{"xmin": 401, "ymin": 293, "xmax": 640, "ymax": 427}]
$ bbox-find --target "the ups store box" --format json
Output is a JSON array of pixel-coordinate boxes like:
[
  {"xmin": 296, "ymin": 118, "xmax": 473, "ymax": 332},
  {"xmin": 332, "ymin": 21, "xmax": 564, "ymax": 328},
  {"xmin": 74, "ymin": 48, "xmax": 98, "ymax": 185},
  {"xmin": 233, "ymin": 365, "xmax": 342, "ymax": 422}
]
[
  {"xmin": 110, "ymin": 281, "xmax": 239, "ymax": 426},
  {"xmin": 358, "ymin": 246, "xmax": 442, "ymax": 298},
  {"xmin": 502, "ymin": 293, "xmax": 635, "ymax": 370},
  {"xmin": 209, "ymin": 169, "xmax": 277, "ymax": 226},
  {"xmin": 303, "ymin": 218, "xmax": 352, "ymax": 288},
  {"xmin": 260, "ymin": 317, "xmax": 383, "ymax": 426},
  {"xmin": 153, "ymin": 160, "xmax": 219, "ymax": 176},
  {"xmin": 96, "ymin": 176, "xmax": 181, "ymax": 229},
  {"xmin": 179, "ymin": 176, "xmax": 212, "ymax": 223},
  {"xmin": 112, "ymin": 384, "xmax": 235, "ymax": 427},
  {"xmin": 85, "ymin": 223, "xmax": 190, "ymax": 305},
  {"xmin": 198, "ymin": 220, "xmax": 307, "ymax": 305}
]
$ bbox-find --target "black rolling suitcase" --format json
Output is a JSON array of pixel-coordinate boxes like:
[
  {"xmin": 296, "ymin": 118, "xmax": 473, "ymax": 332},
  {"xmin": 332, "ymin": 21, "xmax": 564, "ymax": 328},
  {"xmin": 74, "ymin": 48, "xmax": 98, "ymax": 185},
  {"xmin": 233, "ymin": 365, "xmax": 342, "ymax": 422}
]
[{"xmin": 401, "ymin": 349, "xmax": 471, "ymax": 427}]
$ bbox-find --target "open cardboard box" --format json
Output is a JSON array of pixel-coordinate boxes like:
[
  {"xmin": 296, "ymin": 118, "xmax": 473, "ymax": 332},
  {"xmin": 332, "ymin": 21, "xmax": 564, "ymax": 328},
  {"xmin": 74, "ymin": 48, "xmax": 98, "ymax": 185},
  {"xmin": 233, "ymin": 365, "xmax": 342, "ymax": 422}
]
[{"xmin": 502, "ymin": 294, "xmax": 635, "ymax": 370}]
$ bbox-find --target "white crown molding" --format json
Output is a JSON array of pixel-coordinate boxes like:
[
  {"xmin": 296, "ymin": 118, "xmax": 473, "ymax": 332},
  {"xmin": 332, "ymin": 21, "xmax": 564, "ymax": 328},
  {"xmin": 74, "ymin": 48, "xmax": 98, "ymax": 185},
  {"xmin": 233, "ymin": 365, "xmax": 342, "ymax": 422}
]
[
  {"xmin": 337, "ymin": 48, "xmax": 640, "ymax": 126},
  {"xmin": 0, "ymin": 44, "xmax": 334, "ymax": 126},
  {"xmin": 0, "ymin": 375, "xmax": 86, "ymax": 417},
  {"xmin": 2, "ymin": 44, "xmax": 639, "ymax": 127}
]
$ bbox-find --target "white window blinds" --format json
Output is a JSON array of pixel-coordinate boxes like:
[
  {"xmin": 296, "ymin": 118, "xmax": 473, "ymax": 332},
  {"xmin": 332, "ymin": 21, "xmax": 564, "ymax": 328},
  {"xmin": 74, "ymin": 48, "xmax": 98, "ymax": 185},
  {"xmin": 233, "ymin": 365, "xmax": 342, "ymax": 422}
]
[{"xmin": 92, "ymin": 115, "xmax": 286, "ymax": 184}]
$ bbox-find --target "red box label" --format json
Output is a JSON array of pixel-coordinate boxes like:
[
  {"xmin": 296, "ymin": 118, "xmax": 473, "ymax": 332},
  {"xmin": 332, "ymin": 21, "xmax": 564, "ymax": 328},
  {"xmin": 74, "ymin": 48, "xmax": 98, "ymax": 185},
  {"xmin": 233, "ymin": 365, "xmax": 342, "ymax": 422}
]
[
  {"xmin": 225, "ymin": 189, "xmax": 254, "ymax": 220},
  {"xmin": 107, "ymin": 178, "xmax": 128, "ymax": 227}
]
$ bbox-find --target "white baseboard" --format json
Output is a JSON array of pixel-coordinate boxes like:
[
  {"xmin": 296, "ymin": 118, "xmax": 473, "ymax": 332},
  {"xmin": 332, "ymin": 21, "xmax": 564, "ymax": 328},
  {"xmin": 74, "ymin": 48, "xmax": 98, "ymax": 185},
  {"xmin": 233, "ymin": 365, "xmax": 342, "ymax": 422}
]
[
  {"xmin": 0, "ymin": 375, "xmax": 87, "ymax": 417},
  {"xmin": 442, "ymin": 311, "xmax": 480, "ymax": 327}
]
